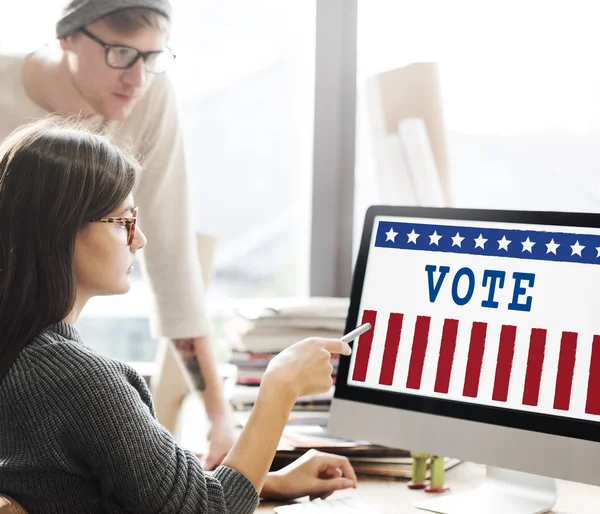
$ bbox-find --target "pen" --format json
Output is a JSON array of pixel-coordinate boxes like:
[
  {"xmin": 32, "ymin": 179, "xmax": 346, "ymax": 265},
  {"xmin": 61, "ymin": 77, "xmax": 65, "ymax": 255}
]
[{"xmin": 340, "ymin": 322, "xmax": 372, "ymax": 343}]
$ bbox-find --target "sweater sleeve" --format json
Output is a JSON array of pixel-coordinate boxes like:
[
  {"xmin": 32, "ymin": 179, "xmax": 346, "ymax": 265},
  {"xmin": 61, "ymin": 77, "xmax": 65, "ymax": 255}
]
[
  {"xmin": 57, "ymin": 355, "xmax": 259, "ymax": 514},
  {"xmin": 131, "ymin": 74, "xmax": 211, "ymax": 340}
]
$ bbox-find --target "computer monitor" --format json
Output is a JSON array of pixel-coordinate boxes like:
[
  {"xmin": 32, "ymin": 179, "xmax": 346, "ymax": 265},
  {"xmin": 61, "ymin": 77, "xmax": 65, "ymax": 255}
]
[{"xmin": 328, "ymin": 205, "xmax": 600, "ymax": 514}]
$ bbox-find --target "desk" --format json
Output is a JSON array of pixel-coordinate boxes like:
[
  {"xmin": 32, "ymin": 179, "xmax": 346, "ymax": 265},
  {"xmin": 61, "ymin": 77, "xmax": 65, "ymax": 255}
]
[{"xmin": 256, "ymin": 462, "xmax": 600, "ymax": 513}]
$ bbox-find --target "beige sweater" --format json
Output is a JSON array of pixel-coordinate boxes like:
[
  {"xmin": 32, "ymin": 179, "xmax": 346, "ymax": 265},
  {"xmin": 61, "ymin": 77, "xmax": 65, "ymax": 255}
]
[{"xmin": 0, "ymin": 51, "xmax": 211, "ymax": 340}]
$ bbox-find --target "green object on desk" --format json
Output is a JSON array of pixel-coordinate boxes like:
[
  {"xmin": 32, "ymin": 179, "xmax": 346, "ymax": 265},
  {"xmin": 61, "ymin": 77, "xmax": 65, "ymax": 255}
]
[
  {"xmin": 408, "ymin": 451, "xmax": 429, "ymax": 489},
  {"xmin": 424, "ymin": 455, "xmax": 449, "ymax": 493},
  {"xmin": 429, "ymin": 456, "xmax": 445, "ymax": 488},
  {"xmin": 412, "ymin": 455, "xmax": 427, "ymax": 483}
]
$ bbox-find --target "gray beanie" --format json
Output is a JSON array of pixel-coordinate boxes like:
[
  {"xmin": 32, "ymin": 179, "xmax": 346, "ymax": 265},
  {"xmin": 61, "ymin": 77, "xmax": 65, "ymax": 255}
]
[{"xmin": 56, "ymin": 0, "xmax": 172, "ymax": 38}]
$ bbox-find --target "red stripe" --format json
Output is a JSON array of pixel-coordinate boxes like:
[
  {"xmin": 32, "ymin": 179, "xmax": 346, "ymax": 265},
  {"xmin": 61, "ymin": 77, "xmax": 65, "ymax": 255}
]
[
  {"xmin": 351, "ymin": 310, "xmax": 377, "ymax": 382},
  {"xmin": 378, "ymin": 313, "xmax": 404, "ymax": 385},
  {"xmin": 462, "ymin": 322, "xmax": 487, "ymax": 398},
  {"xmin": 585, "ymin": 335, "xmax": 600, "ymax": 415},
  {"xmin": 406, "ymin": 316, "xmax": 431, "ymax": 390},
  {"xmin": 433, "ymin": 319, "xmax": 459, "ymax": 394},
  {"xmin": 553, "ymin": 332, "xmax": 577, "ymax": 411},
  {"xmin": 522, "ymin": 328, "xmax": 546, "ymax": 406},
  {"xmin": 492, "ymin": 325, "xmax": 516, "ymax": 402}
]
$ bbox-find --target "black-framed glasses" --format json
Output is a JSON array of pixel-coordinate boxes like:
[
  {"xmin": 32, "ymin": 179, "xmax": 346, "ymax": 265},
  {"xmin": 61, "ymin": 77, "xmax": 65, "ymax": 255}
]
[
  {"xmin": 96, "ymin": 206, "xmax": 138, "ymax": 246},
  {"xmin": 80, "ymin": 28, "xmax": 176, "ymax": 74}
]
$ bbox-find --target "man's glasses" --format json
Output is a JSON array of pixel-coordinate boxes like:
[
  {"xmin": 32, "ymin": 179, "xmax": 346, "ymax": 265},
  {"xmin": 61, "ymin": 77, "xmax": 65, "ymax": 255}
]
[
  {"xmin": 80, "ymin": 28, "xmax": 175, "ymax": 74},
  {"xmin": 96, "ymin": 206, "xmax": 138, "ymax": 246}
]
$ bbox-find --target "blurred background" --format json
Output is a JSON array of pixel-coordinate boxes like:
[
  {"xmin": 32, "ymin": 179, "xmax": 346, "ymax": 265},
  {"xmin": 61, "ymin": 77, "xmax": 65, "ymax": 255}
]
[{"xmin": 3, "ymin": 0, "xmax": 600, "ymax": 364}]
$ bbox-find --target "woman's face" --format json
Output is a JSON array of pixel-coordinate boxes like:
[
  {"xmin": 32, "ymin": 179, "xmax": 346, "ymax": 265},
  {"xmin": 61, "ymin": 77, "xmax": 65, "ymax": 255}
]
[{"xmin": 73, "ymin": 194, "xmax": 146, "ymax": 298}]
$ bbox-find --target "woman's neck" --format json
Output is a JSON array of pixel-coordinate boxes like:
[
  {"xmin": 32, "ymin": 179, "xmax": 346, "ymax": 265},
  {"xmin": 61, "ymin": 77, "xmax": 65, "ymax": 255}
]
[{"xmin": 63, "ymin": 293, "xmax": 89, "ymax": 325}]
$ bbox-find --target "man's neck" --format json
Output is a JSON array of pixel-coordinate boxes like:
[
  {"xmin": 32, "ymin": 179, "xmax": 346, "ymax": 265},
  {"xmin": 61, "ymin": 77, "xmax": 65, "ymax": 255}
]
[{"xmin": 23, "ymin": 44, "xmax": 97, "ymax": 118}]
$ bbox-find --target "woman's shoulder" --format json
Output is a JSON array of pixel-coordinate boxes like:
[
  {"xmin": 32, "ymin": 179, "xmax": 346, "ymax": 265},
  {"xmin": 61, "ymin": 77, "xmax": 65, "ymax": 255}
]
[{"xmin": 22, "ymin": 326, "xmax": 147, "ymax": 393}]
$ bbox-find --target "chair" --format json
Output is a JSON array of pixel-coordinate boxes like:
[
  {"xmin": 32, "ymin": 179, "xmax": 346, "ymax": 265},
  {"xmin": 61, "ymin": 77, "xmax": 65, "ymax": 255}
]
[
  {"xmin": 364, "ymin": 61, "xmax": 452, "ymax": 207},
  {"xmin": 0, "ymin": 494, "xmax": 27, "ymax": 514}
]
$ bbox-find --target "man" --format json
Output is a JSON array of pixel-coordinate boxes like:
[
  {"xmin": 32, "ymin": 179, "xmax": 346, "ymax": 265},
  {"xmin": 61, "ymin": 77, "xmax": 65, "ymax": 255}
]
[{"xmin": 0, "ymin": 0, "xmax": 235, "ymax": 469}]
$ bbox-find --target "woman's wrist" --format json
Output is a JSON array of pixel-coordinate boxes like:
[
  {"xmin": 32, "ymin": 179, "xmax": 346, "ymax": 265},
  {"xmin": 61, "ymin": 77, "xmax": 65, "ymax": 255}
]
[
  {"xmin": 261, "ymin": 472, "xmax": 281, "ymax": 499},
  {"xmin": 260, "ymin": 369, "xmax": 299, "ymax": 407},
  {"xmin": 262, "ymin": 471, "xmax": 295, "ymax": 500},
  {"xmin": 255, "ymin": 378, "xmax": 296, "ymax": 416}
]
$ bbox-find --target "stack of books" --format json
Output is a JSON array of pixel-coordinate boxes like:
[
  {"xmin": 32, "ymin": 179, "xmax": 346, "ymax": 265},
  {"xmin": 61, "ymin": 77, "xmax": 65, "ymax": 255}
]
[
  {"xmin": 230, "ymin": 383, "xmax": 335, "ymax": 414},
  {"xmin": 225, "ymin": 297, "xmax": 348, "ymax": 408}
]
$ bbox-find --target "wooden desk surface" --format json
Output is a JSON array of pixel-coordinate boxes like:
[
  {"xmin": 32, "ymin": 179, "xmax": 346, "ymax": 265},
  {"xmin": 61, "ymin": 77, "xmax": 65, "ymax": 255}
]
[{"xmin": 256, "ymin": 462, "xmax": 600, "ymax": 513}]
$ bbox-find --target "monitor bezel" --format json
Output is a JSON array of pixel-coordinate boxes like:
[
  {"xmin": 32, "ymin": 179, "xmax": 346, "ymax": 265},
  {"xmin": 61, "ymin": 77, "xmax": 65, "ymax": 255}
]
[{"xmin": 334, "ymin": 205, "xmax": 600, "ymax": 444}]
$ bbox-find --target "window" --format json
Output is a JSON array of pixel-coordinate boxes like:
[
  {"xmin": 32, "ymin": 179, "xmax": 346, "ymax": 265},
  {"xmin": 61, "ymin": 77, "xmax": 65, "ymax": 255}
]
[
  {"xmin": 2, "ymin": 1, "xmax": 316, "ymax": 362},
  {"xmin": 355, "ymin": 0, "xmax": 600, "ymax": 242},
  {"xmin": 168, "ymin": 0, "xmax": 315, "ymax": 302}
]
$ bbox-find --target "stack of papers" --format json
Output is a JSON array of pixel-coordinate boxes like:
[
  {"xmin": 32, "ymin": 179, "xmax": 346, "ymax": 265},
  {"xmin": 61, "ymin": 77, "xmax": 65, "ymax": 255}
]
[{"xmin": 225, "ymin": 297, "xmax": 349, "ymax": 354}]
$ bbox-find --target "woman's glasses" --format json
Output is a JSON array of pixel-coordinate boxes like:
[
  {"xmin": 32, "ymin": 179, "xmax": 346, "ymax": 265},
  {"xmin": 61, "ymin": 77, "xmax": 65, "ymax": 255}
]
[{"xmin": 96, "ymin": 207, "xmax": 138, "ymax": 246}]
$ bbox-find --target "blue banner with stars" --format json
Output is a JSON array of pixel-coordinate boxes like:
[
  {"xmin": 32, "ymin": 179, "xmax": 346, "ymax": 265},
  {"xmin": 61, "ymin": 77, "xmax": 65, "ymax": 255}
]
[{"xmin": 375, "ymin": 221, "xmax": 600, "ymax": 265}]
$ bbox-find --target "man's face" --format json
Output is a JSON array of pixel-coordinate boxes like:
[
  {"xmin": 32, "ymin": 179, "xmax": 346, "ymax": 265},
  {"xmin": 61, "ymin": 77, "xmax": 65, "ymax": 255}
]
[{"xmin": 60, "ymin": 20, "xmax": 169, "ymax": 120}]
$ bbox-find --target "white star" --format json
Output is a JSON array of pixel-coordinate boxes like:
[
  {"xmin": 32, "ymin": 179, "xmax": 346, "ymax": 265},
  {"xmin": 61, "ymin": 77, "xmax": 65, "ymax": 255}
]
[
  {"xmin": 521, "ymin": 237, "xmax": 535, "ymax": 253},
  {"xmin": 596, "ymin": 247, "xmax": 600, "ymax": 258},
  {"xmin": 474, "ymin": 234, "xmax": 488, "ymax": 249},
  {"xmin": 407, "ymin": 229, "xmax": 420, "ymax": 244},
  {"xmin": 429, "ymin": 231, "xmax": 442, "ymax": 246},
  {"xmin": 385, "ymin": 228, "xmax": 398, "ymax": 242},
  {"xmin": 497, "ymin": 235, "xmax": 511, "ymax": 251},
  {"xmin": 451, "ymin": 232, "xmax": 464, "ymax": 247},
  {"xmin": 571, "ymin": 240, "xmax": 585, "ymax": 257},
  {"xmin": 545, "ymin": 239, "xmax": 560, "ymax": 255}
]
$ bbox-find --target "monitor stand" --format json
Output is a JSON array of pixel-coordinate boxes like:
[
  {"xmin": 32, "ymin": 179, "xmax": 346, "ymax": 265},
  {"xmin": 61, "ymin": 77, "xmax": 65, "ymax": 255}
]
[{"xmin": 413, "ymin": 466, "xmax": 557, "ymax": 514}]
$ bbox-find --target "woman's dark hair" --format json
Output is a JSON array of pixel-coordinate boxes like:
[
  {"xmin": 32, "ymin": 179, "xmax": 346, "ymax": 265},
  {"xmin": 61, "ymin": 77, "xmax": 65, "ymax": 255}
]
[{"xmin": 0, "ymin": 117, "xmax": 140, "ymax": 380}]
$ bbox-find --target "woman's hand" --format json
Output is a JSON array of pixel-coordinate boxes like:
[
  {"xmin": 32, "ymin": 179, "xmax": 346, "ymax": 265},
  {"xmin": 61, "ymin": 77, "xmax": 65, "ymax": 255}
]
[
  {"xmin": 262, "ymin": 338, "xmax": 352, "ymax": 400},
  {"xmin": 261, "ymin": 449, "xmax": 358, "ymax": 501}
]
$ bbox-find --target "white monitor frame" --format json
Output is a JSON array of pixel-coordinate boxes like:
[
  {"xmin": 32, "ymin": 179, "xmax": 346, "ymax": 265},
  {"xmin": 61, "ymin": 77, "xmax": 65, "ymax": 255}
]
[{"xmin": 329, "ymin": 205, "xmax": 600, "ymax": 512}]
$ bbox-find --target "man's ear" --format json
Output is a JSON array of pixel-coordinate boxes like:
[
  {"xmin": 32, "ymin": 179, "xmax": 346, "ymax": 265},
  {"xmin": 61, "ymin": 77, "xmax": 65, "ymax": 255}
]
[{"xmin": 59, "ymin": 35, "xmax": 75, "ymax": 51}]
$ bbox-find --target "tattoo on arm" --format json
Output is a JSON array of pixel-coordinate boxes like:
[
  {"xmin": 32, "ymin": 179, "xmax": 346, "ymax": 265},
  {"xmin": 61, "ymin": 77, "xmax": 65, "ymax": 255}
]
[{"xmin": 173, "ymin": 338, "xmax": 206, "ymax": 391}]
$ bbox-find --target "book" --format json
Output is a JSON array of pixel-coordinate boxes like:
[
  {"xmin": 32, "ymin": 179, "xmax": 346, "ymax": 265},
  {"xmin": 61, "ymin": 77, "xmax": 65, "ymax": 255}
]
[
  {"xmin": 231, "ymin": 385, "xmax": 335, "ymax": 412},
  {"xmin": 350, "ymin": 457, "xmax": 462, "ymax": 479}
]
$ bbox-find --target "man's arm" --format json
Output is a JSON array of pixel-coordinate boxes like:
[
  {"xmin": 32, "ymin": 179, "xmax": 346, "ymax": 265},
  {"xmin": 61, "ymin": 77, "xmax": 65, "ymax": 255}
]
[
  {"xmin": 172, "ymin": 338, "xmax": 206, "ymax": 392},
  {"xmin": 173, "ymin": 335, "xmax": 234, "ymax": 420},
  {"xmin": 173, "ymin": 335, "xmax": 232, "ymax": 422},
  {"xmin": 173, "ymin": 335, "xmax": 236, "ymax": 469}
]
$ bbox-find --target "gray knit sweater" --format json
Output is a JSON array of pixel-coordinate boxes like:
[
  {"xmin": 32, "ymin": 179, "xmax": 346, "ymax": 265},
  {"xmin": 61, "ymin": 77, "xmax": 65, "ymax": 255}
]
[{"xmin": 0, "ymin": 322, "xmax": 259, "ymax": 513}]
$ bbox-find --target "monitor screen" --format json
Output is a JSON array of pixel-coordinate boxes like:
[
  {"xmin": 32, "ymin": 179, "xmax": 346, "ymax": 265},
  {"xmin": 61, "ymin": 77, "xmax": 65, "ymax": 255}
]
[{"xmin": 334, "ymin": 206, "xmax": 600, "ymax": 444}]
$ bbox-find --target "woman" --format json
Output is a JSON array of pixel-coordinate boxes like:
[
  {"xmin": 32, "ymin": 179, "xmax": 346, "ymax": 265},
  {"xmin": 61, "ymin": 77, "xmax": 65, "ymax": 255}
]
[{"xmin": 0, "ymin": 118, "xmax": 357, "ymax": 514}]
